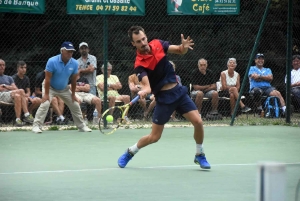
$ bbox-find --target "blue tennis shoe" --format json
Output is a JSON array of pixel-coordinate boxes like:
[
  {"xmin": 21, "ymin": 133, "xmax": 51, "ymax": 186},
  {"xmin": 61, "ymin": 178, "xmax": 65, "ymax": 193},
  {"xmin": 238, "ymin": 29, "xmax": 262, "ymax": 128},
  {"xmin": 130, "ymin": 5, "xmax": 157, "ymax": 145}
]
[
  {"xmin": 118, "ymin": 149, "xmax": 134, "ymax": 168},
  {"xmin": 194, "ymin": 153, "xmax": 211, "ymax": 169}
]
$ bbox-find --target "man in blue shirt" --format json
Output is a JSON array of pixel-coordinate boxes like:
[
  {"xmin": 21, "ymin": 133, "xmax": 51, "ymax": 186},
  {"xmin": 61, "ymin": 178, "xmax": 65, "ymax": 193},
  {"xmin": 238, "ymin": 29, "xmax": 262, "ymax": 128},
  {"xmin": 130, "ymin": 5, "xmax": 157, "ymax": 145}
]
[
  {"xmin": 248, "ymin": 53, "xmax": 286, "ymax": 115},
  {"xmin": 32, "ymin": 42, "xmax": 92, "ymax": 133}
]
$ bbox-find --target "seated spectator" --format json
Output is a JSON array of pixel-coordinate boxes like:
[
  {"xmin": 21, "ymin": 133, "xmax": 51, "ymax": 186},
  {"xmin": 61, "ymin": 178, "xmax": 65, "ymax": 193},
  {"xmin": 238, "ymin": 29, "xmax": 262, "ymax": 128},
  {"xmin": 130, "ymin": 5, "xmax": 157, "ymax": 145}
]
[
  {"xmin": 248, "ymin": 53, "xmax": 286, "ymax": 115},
  {"xmin": 285, "ymin": 55, "xmax": 300, "ymax": 108},
  {"xmin": 77, "ymin": 42, "xmax": 97, "ymax": 95},
  {"xmin": 219, "ymin": 58, "xmax": 251, "ymax": 116},
  {"xmin": 190, "ymin": 58, "xmax": 220, "ymax": 116},
  {"xmin": 12, "ymin": 61, "xmax": 42, "ymax": 117},
  {"xmin": 69, "ymin": 73, "xmax": 102, "ymax": 119},
  {"xmin": 35, "ymin": 70, "xmax": 67, "ymax": 125},
  {"xmin": 96, "ymin": 62, "xmax": 130, "ymax": 121},
  {"xmin": 128, "ymin": 73, "xmax": 156, "ymax": 120},
  {"xmin": 0, "ymin": 59, "xmax": 33, "ymax": 126}
]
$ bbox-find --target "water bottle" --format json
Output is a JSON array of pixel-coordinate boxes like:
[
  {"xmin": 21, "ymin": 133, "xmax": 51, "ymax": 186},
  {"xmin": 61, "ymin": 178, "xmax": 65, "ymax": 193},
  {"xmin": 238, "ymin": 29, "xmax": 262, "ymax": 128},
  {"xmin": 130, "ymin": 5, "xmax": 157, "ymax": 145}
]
[{"xmin": 93, "ymin": 109, "xmax": 98, "ymax": 125}]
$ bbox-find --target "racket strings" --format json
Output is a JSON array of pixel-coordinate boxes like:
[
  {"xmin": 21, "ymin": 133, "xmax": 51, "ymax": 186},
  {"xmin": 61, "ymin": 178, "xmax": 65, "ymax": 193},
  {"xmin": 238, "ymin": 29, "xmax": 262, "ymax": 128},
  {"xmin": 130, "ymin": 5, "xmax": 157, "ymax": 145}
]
[{"xmin": 99, "ymin": 107, "xmax": 124, "ymax": 134}]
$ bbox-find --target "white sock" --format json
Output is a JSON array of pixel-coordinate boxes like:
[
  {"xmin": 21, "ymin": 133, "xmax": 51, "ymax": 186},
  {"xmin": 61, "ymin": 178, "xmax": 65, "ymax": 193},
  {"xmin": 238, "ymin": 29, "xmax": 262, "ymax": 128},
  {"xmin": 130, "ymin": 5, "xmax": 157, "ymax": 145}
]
[
  {"xmin": 56, "ymin": 117, "xmax": 60, "ymax": 121},
  {"xmin": 16, "ymin": 118, "xmax": 21, "ymax": 121},
  {"xmin": 59, "ymin": 115, "xmax": 65, "ymax": 121},
  {"xmin": 24, "ymin": 112, "xmax": 30, "ymax": 117},
  {"xmin": 129, "ymin": 143, "xmax": 139, "ymax": 155},
  {"xmin": 281, "ymin": 106, "xmax": 286, "ymax": 112},
  {"xmin": 196, "ymin": 144, "xmax": 204, "ymax": 155}
]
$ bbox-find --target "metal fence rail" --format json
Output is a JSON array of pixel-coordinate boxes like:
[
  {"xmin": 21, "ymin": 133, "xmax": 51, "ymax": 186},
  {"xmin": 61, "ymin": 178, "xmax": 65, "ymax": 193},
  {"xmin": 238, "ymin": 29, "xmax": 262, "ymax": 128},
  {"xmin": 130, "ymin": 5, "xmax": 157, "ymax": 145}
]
[{"xmin": 0, "ymin": 0, "xmax": 299, "ymax": 126}]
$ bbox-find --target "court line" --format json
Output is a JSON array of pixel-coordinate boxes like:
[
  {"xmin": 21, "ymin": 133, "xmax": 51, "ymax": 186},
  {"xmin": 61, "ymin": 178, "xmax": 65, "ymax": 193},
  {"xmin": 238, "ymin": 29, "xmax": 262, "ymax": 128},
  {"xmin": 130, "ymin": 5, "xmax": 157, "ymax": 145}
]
[{"xmin": 0, "ymin": 162, "xmax": 299, "ymax": 175}]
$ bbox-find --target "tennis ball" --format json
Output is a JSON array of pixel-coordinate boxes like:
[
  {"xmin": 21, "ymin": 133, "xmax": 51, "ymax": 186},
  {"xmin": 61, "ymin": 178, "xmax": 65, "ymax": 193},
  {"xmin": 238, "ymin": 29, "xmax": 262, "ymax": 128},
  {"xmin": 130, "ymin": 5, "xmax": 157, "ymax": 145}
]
[{"xmin": 106, "ymin": 115, "xmax": 114, "ymax": 122}]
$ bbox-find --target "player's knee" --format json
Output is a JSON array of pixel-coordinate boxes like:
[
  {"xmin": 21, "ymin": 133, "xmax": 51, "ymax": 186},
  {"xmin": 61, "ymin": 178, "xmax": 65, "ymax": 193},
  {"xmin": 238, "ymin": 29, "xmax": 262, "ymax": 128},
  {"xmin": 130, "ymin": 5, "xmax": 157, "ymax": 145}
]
[{"xmin": 149, "ymin": 135, "xmax": 161, "ymax": 143}]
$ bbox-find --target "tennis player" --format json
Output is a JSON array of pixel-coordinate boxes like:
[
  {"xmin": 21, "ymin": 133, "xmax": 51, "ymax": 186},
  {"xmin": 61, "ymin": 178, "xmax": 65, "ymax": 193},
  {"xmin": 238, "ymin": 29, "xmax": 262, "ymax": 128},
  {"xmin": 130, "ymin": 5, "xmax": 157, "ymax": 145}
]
[
  {"xmin": 32, "ymin": 42, "xmax": 91, "ymax": 133},
  {"xmin": 118, "ymin": 26, "xmax": 211, "ymax": 169}
]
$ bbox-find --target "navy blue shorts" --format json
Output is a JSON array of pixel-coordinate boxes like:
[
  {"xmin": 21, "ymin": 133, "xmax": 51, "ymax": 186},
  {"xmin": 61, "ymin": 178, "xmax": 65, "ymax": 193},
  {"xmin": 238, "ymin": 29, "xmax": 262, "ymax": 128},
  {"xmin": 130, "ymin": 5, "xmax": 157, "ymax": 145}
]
[{"xmin": 152, "ymin": 84, "xmax": 197, "ymax": 125}]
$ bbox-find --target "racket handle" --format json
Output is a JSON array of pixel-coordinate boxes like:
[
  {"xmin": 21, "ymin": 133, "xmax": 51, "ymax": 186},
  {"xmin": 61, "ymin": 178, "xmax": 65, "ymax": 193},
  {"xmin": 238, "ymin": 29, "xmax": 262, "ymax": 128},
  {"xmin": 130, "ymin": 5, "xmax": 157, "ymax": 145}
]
[{"xmin": 130, "ymin": 95, "xmax": 140, "ymax": 105}]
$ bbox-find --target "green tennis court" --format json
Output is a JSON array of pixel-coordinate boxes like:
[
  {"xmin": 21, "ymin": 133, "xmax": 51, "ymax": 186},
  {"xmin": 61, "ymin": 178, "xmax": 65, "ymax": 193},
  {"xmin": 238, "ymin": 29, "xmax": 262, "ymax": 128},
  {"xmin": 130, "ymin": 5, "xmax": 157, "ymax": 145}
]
[{"xmin": 0, "ymin": 126, "xmax": 299, "ymax": 201}]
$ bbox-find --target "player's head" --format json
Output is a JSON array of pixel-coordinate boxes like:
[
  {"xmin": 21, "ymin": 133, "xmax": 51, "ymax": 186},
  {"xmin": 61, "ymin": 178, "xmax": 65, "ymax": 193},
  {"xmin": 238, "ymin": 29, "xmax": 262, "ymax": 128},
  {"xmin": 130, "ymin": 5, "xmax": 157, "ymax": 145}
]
[
  {"xmin": 292, "ymin": 55, "xmax": 300, "ymax": 70},
  {"xmin": 227, "ymin": 58, "xmax": 237, "ymax": 70},
  {"xmin": 198, "ymin": 58, "xmax": 208, "ymax": 72},
  {"xmin": 255, "ymin": 53, "xmax": 264, "ymax": 68},
  {"xmin": 0, "ymin": 59, "xmax": 5, "ymax": 75},
  {"xmin": 17, "ymin": 61, "xmax": 27, "ymax": 75},
  {"xmin": 60, "ymin": 42, "xmax": 76, "ymax": 62},
  {"xmin": 101, "ymin": 62, "xmax": 113, "ymax": 76},
  {"xmin": 79, "ymin": 42, "xmax": 89, "ymax": 57},
  {"xmin": 128, "ymin": 26, "xmax": 150, "ymax": 54}
]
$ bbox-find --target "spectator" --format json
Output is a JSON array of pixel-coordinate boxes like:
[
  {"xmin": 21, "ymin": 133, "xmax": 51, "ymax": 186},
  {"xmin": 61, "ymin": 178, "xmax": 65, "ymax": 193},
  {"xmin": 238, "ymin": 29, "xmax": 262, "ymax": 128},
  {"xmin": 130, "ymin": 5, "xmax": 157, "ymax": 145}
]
[
  {"xmin": 96, "ymin": 62, "xmax": 130, "ymax": 121},
  {"xmin": 35, "ymin": 70, "xmax": 67, "ymax": 125},
  {"xmin": 190, "ymin": 58, "xmax": 220, "ymax": 116},
  {"xmin": 70, "ymin": 73, "xmax": 102, "ymax": 119},
  {"xmin": 285, "ymin": 55, "xmax": 300, "ymax": 108},
  {"xmin": 77, "ymin": 42, "xmax": 97, "ymax": 95},
  {"xmin": 0, "ymin": 59, "xmax": 34, "ymax": 126},
  {"xmin": 128, "ymin": 73, "xmax": 156, "ymax": 120},
  {"xmin": 248, "ymin": 53, "xmax": 286, "ymax": 116},
  {"xmin": 169, "ymin": 60, "xmax": 181, "ymax": 121},
  {"xmin": 219, "ymin": 58, "xmax": 251, "ymax": 116},
  {"xmin": 32, "ymin": 42, "xmax": 91, "ymax": 133},
  {"xmin": 12, "ymin": 61, "xmax": 42, "ymax": 117}
]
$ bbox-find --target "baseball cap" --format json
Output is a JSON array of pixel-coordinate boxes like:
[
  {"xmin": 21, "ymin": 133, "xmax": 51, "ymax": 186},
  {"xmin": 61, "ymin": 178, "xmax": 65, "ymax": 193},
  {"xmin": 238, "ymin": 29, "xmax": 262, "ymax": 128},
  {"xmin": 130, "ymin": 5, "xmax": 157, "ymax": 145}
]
[
  {"xmin": 61, "ymin": 42, "xmax": 76, "ymax": 51},
  {"xmin": 79, "ymin": 42, "xmax": 88, "ymax": 48},
  {"xmin": 255, "ymin": 53, "xmax": 264, "ymax": 59}
]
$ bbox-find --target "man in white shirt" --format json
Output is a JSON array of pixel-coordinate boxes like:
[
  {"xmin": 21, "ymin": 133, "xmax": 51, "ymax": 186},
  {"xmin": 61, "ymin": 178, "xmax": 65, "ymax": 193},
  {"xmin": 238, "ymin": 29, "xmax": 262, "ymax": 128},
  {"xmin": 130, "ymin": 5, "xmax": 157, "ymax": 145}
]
[
  {"xmin": 286, "ymin": 55, "xmax": 300, "ymax": 108},
  {"xmin": 77, "ymin": 42, "xmax": 97, "ymax": 95}
]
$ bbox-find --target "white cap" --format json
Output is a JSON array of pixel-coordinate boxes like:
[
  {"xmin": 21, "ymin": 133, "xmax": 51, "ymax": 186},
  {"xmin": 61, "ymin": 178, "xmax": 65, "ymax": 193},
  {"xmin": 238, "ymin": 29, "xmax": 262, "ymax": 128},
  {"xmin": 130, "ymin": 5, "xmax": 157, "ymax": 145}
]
[{"xmin": 79, "ymin": 42, "xmax": 88, "ymax": 48}]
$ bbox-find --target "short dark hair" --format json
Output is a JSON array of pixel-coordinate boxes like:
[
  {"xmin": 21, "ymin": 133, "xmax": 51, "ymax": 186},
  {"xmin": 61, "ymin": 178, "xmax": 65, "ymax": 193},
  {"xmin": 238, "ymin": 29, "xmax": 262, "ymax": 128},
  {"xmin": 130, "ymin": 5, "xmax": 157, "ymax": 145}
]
[
  {"xmin": 17, "ymin": 61, "xmax": 26, "ymax": 67},
  {"xmin": 128, "ymin": 26, "xmax": 145, "ymax": 42},
  {"xmin": 292, "ymin": 55, "xmax": 300, "ymax": 60}
]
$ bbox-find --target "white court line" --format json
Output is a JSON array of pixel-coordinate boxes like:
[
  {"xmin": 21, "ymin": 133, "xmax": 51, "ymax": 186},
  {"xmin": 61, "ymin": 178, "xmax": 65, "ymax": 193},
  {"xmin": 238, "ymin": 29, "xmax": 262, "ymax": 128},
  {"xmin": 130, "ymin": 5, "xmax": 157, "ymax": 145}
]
[{"xmin": 0, "ymin": 162, "xmax": 299, "ymax": 175}]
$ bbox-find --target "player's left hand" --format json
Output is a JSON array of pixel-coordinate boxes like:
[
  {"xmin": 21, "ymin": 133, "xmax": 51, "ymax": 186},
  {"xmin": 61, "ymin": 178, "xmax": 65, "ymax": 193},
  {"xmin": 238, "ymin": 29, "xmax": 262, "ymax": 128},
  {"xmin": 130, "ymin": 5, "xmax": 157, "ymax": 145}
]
[{"xmin": 181, "ymin": 34, "xmax": 194, "ymax": 50}]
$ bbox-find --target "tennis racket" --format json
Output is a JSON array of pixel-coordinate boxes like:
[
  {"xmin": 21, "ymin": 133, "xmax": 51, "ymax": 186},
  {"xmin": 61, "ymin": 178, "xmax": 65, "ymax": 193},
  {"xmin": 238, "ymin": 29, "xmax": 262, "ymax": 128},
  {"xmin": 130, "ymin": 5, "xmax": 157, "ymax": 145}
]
[{"xmin": 99, "ymin": 96, "xmax": 140, "ymax": 135}]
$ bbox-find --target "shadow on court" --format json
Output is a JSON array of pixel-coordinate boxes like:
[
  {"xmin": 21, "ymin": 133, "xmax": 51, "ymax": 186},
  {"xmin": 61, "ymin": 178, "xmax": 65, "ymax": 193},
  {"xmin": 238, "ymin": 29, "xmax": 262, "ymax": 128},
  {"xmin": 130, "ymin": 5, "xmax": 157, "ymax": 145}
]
[{"xmin": 0, "ymin": 126, "xmax": 299, "ymax": 201}]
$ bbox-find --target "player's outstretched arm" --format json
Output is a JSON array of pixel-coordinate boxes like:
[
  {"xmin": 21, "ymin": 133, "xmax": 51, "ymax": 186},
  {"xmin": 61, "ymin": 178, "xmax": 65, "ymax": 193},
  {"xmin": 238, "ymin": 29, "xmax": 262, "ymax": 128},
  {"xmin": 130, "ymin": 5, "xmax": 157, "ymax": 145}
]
[{"xmin": 168, "ymin": 34, "xmax": 194, "ymax": 55}]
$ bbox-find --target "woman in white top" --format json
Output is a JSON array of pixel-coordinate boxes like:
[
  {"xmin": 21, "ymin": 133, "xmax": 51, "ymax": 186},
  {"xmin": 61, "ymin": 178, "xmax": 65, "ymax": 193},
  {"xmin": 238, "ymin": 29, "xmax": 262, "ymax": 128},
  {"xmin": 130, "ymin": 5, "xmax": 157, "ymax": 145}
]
[{"xmin": 219, "ymin": 58, "xmax": 251, "ymax": 115}]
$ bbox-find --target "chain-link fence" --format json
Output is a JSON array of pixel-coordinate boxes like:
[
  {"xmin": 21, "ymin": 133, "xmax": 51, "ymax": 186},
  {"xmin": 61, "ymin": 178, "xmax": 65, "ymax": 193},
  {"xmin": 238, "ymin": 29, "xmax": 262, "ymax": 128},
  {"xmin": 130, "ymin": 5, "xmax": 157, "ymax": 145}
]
[{"xmin": 0, "ymin": 0, "xmax": 299, "ymax": 127}]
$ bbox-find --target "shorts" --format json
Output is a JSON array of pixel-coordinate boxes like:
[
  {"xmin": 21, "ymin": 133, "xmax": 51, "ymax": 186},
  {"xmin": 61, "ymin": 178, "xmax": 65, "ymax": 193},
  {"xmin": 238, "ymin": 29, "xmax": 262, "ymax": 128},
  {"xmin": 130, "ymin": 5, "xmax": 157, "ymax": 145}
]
[
  {"xmin": 75, "ymin": 92, "xmax": 95, "ymax": 104},
  {"xmin": 153, "ymin": 85, "xmax": 197, "ymax": 125},
  {"xmin": 190, "ymin": 90, "xmax": 216, "ymax": 99},
  {"xmin": 218, "ymin": 90, "xmax": 230, "ymax": 98},
  {"xmin": 251, "ymin": 87, "xmax": 276, "ymax": 96},
  {"xmin": 0, "ymin": 91, "xmax": 13, "ymax": 103}
]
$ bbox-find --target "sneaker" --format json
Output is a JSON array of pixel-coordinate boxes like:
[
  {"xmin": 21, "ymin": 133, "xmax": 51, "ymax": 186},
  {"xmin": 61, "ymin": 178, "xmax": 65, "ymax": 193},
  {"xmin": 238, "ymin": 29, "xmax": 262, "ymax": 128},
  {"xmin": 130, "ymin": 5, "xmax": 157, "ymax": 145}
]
[
  {"xmin": 78, "ymin": 126, "xmax": 92, "ymax": 132},
  {"xmin": 241, "ymin": 106, "xmax": 251, "ymax": 113},
  {"xmin": 15, "ymin": 119, "xmax": 23, "ymax": 127},
  {"xmin": 123, "ymin": 116, "xmax": 131, "ymax": 124},
  {"xmin": 194, "ymin": 153, "xmax": 211, "ymax": 169},
  {"xmin": 32, "ymin": 126, "xmax": 42, "ymax": 133},
  {"xmin": 118, "ymin": 149, "xmax": 134, "ymax": 168},
  {"xmin": 56, "ymin": 118, "xmax": 68, "ymax": 125},
  {"xmin": 23, "ymin": 114, "xmax": 34, "ymax": 123},
  {"xmin": 44, "ymin": 121, "xmax": 53, "ymax": 125}
]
